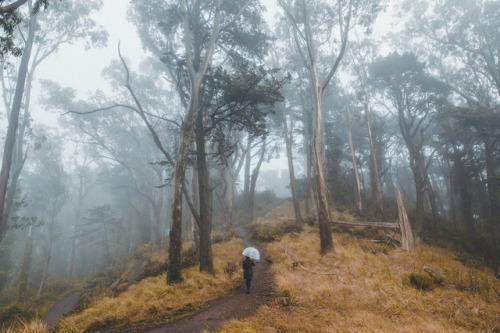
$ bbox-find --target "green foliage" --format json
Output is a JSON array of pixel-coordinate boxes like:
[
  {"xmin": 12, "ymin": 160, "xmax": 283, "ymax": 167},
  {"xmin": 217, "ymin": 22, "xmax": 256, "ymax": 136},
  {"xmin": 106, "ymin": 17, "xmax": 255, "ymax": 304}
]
[{"xmin": 404, "ymin": 271, "xmax": 446, "ymax": 291}]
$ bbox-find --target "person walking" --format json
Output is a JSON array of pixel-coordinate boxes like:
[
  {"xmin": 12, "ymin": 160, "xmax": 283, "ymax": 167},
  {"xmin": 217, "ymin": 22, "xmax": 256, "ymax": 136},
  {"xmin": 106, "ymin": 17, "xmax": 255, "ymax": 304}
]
[{"xmin": 243, "ymin": 256, "xmax": 255, "ymax": 294}]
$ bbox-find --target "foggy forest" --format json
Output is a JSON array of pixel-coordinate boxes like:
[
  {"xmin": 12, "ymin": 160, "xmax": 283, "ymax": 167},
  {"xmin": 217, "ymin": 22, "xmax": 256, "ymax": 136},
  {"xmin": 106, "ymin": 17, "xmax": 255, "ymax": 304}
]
[{"xmin": 0, "ymin": 0, "xmax": 499, "ymax": 332}]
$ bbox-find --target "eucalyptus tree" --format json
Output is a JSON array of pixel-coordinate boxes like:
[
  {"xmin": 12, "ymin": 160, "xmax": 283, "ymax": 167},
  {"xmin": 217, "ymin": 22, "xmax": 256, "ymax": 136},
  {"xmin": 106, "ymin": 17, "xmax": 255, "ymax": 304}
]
[
  {"xmin": 63, "ymin": 98, "xmax": 169, "ymax": 249},
  {"xmin": 402, "ymin": 0, "xmax": 500, "ymax": 250},
  {"xmin": 208, "ymin": 63, "xmax": 284, "ymax": 224},
  {"xmin": 347, "ymin": 38, "xmax": 386, "ymax": 218},
  {"xmin": 21, "ymin": 130, "xmax": 68, "ymax": 297},
  {"xmin": 131, "ymin": 0, "xmax": 272, "ymax": 283},
  {"xmin": 0, "ymin": 0, "xmax": 106, "ymax": 242},
  {"xmin": 66, "ymin": 140, "xmax": 92, "ymax": 277},
  {"xmin": 269, "ymin": 42, "xmax": 303, "ymax": 224},
  {"xmin": 0, "ymin": 0, "xmax": 49, "ymax": 58},
  {"xmin": 81, "ymin": 204, "xmax": 122, "ymax": 263},
  {"xmin": 277, "ymin": 0, "xmax": 385, "ymax": 254},
  {"xmin": 370, "ymin": 52, "xmax": 450, "ymax": 235}
]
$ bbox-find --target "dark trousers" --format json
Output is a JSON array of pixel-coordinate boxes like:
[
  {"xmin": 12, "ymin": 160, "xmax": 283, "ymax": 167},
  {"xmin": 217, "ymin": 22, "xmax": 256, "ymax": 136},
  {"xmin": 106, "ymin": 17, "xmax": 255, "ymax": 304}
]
[{"xmin": 246, "ymin": 278, "xmax": 252, "ymax": 290}]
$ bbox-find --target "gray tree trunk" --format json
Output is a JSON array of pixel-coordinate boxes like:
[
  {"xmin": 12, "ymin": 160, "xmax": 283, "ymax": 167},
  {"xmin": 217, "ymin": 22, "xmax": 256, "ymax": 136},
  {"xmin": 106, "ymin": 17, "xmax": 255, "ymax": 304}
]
[
  {"xmin": 0, "ymin": 6, "xmax": 36, "ymax": 240},
  {"xmin": 281, "ymin": 104, "xmax": 303, "ymax": 224}
]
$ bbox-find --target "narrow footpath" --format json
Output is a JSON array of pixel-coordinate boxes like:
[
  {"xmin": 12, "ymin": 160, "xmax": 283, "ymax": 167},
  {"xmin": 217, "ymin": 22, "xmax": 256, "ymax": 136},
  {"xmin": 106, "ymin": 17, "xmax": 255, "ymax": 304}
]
[{"xmin": 147, "ymin": 226, "xmax": 275, "ymax": 333}]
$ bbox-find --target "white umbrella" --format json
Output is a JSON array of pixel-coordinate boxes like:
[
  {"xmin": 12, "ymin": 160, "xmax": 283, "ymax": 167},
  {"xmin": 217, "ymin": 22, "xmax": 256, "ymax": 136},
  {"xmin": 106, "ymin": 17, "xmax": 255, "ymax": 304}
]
[{"xmin": 242, "ymin": 247, "xmax": 260, "ymax": 261}]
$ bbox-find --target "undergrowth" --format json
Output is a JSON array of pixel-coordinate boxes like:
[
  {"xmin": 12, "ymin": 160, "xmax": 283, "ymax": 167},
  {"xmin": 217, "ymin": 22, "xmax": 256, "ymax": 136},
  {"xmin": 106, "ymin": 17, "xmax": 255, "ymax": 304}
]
[
  {"xmin": 220, "ymin": 225, "xmax": 500, "ymax": 332},
  {"xmin": 53, "ymin": 238, "xmax": 245, "ymax": 332}
]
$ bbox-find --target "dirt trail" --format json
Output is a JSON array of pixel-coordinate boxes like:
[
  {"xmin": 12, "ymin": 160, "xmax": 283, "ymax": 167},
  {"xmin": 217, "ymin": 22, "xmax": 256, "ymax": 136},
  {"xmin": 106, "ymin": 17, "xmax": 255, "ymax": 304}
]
[
  {"xmin": 147, "ymin": 226, "xmax": 275, "ymax": 333},
  {"xmin": 43, "ymin": 291, "xmax": 80, "ymax": 328}
]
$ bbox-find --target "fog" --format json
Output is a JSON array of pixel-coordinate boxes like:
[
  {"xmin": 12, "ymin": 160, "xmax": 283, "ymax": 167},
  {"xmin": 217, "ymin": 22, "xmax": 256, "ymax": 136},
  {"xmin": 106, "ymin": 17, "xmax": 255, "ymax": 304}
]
[{"xmin": 0, "ymin": 0, "xmax": 498, "ymax": 328}]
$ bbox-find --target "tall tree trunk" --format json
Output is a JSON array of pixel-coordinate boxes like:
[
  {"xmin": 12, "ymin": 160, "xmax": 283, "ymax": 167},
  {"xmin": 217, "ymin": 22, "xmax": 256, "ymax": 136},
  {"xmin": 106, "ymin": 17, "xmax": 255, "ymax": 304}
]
[
  {"xmin": 216, "ymin": 165, "xmax": 230, "ymax": 232},
  {"xmin": 228, "ymin": 144, "xmax": 246, "ymax": 227},
  {"xmin": 151, "ymin": 168, "xmax": 164, "ymax": 247},
  {"xmin": 190, "ymin": 163, "xmax": 200, "ymax": 251},
  {"xmin": 454, "ymin": 152, "xmax": 475, "ymax": 239},
  {"xmin": 0, "ymin": 7, "xmax": 36, "ymax": 240},
  {"xmin": 17, "ymin": 220, "xmax": 33, "ymax": 301},
  {"xmin": 445, "ymin": 150, "xmax": 457, "ymax": 227},
  {"xmin": 301, "ymin": 94, "xmax": 315, "ymax": 218},
  {"xmin": 38, "ymin": 219, "xmax": 54, "ymax": 298},
  {"xmin": 422, "ymin": 160, "xmax": 440, "ymax": 232},
  {"xmin": 482, "ymin": 135, "xmax": 497, "ymax": 252},
  {"xmin": 195, "ymin": 112, "xmax": 214, "ymax": 275},
  {"xmin": 243, "ymin": 138, "xmax": 252, "ymax": 199},
  {"xmin": 167, "ymin": 82, "xmax": 201, "ymax": 283},
  {"xmin": 357, "ymin": 54, "xmax": 383, "ymax": 219},
  {"xmin": 248, "ymin": 140, "xmax": 266, "ymax": 224},
  {"xmin": 281, "ymin": 104, "xmax": 303, "ymax": 224},
  {"xmin": 346, "ymin": 103, "xmax": 362, "ymax": 214},
  {"xmin": 312, "ymin": 84, "xmax": 334, "ymax": 254}
]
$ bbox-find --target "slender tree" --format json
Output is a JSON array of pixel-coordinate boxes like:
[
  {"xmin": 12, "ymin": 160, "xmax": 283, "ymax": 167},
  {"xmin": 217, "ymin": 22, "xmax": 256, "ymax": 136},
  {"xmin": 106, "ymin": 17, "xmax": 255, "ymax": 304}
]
[{"xmin": 278, "ymin": 0, "xmax": 384, "ymax": 253}]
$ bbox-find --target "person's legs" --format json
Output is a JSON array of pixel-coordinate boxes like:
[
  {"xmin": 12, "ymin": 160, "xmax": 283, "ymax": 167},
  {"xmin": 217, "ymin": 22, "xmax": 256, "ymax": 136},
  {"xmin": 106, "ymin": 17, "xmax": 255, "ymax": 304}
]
[{"xmin": 246, "ymin": 278, "xmax": 251, "ymax": 293}]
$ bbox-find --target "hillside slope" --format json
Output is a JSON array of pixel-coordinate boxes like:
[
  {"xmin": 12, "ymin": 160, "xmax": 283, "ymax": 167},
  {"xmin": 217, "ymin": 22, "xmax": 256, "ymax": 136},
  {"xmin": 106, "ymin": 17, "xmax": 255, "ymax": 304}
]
[{"xmin": 221, "ymin": 222, "xmax": 500, "ymax": 332}]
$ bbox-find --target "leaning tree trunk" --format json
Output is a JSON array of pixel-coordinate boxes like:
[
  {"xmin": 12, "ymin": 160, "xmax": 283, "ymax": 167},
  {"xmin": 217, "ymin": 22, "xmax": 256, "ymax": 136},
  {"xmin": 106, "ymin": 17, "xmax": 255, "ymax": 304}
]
[
  {"xmin": 195, "ymin": 112, "xmax": 214, "ymax": 275},
  {"xmin": 0, "ymin": 9, "xmax": 36, "ymax": 240},
  {"xmin": 281, "ymin": 104, "xmax": 303, "ymax": 224}
]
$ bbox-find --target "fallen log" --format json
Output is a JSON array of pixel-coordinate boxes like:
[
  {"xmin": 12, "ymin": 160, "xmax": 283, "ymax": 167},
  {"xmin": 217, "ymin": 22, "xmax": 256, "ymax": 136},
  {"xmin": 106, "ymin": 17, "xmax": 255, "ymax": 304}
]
[{"xmin": 331, "ymin": 220, "xmax": 399, "ymax": 229}]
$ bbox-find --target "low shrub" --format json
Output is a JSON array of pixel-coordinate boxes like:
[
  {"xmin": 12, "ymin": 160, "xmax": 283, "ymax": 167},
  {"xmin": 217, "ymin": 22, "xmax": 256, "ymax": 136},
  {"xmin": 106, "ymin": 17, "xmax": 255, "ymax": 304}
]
[
  {"xmin": 404, "ymin": 270, "xmax": 446, "ymax": 291},
  {"xmin": 249, "ymin": 218, "xmax": 302, "ymax": 242}
]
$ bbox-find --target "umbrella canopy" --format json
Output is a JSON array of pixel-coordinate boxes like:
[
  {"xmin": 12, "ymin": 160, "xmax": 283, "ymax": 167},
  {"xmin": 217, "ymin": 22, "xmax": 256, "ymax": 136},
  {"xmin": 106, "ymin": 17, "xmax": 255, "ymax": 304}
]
[{"xmin": 242, "ymin": 247, "xmax": 260, "ymax": 261}]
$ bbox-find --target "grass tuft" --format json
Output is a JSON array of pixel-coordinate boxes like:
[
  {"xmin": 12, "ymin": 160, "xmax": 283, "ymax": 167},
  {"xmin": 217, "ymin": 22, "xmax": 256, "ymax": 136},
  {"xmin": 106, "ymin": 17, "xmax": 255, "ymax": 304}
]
[
  {"xmin": 219, "ymin": 225, "xmax": 500, "ymax": 332},
  {"xmin": 52, "ymin": 238, "xmax": 245, "ymax": 332}
]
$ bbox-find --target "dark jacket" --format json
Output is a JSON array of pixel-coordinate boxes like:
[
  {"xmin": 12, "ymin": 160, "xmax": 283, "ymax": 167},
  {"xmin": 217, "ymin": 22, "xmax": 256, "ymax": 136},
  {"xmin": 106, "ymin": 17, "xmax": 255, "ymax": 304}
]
[{"xmin": 243, "ymin": 257, "xmax": 255, "ymax": 280}]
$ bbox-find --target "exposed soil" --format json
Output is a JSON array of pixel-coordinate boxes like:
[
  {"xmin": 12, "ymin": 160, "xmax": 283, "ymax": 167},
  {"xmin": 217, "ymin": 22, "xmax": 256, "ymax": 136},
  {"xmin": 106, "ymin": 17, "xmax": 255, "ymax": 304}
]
[
  {"xmin": 146, "ymin": 226, "xmax": 276, "ymax": 333},
  {"xmin": 44, "ymin": 227, "xmax": 275, "ymax": 332},
  {"xmin": 43, "ymin": 291, "xmax": 80, "ymax": 328}
]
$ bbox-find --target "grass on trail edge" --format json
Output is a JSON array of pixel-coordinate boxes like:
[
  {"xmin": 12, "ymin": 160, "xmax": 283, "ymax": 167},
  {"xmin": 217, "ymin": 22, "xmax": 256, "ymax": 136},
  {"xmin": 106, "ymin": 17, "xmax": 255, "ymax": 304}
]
[
  {"xmin": 219, "ymin": 225, "xmax": 500, "ymax": 333},
  {"xmin": 51, "ymin": 238, "xmax": 245, "ymax": 332}
]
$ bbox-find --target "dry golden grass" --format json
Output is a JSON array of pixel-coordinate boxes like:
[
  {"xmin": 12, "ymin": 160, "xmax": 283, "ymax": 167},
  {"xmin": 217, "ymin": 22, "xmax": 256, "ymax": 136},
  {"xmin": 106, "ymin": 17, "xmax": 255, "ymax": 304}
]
[
  {"xmin": 54, "ymin": 238, "xmax": 245, "ymax": 332},
  {"xmin": 3, "ymin": 317, "xmax": 48, "ymax": 333},
  {"xmin": 219, "ymin": 225, "xmax": 500, "ymax": 333}
]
